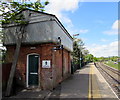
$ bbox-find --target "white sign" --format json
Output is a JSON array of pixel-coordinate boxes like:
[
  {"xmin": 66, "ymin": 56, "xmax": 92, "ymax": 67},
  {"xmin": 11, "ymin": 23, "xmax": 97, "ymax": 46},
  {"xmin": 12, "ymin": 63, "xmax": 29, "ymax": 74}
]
[{"xmin": 42, "ymin": 60, "xmax": 51, "ymax": 68}]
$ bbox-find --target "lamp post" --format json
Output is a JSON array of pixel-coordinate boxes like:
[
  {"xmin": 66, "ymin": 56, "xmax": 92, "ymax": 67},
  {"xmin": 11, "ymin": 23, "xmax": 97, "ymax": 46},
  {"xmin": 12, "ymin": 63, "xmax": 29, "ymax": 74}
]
[
  {"xmin": 73, "ymin": 34, "xmax": 79, "ymax": 41},
  {"xmin": 73, "ymin": 33, "xmax": 79, "ymax": 37}
]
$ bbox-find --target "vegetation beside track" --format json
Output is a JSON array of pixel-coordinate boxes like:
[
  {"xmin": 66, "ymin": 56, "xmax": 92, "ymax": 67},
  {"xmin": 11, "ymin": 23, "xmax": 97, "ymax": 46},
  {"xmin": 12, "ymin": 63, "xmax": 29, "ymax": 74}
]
[{"xmin": 104, "ymin": 61, "xmax": 120, "ymax": 70}]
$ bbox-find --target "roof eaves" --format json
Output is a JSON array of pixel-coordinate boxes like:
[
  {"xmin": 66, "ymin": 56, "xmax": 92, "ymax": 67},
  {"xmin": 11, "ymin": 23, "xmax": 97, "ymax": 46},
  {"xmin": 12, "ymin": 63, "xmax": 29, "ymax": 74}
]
[{"xmin": 15, "ymin": 9, "xmax": 73, "ymax": 40}]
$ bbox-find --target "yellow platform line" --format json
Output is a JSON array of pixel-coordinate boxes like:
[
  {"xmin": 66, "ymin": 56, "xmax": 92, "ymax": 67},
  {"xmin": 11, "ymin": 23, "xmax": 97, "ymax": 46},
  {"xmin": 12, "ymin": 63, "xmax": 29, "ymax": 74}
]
[
  {"xmin": 88, "ymin": 64, "xmax": 101, "ymax": 100},
  {"xmin": 88, "ymin": 64, "xmax": 92, "ymax": 100}
]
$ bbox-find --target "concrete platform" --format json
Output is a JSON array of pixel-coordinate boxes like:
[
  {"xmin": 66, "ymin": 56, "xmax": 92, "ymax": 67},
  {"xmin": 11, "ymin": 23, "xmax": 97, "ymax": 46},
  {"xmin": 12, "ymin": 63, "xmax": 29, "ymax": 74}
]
[
  {"xmin": 2, "ymin": 89, "xmax": 51, "ymax": 100},
  {"xmin": 88, "ymin": 63, "xmax": 119, "ymax": 100},
  {"xmin": 48, "ymin": 63, "xmax": 119, "ymax": 100},
  {"xmin": 59, "ymin": 65, "xmax": 89, "ymax": 99},
  {"xmin": 2, "ymin": 63, "xmax": 119, "ymax": 100}
]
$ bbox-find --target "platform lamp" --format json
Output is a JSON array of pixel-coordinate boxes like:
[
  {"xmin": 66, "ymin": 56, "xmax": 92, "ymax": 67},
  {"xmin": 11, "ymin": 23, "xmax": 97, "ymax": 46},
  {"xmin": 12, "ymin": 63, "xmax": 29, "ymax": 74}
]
[
  {"xmin": 52, "ymin": 37, "xmax": 63, "ymax": 51},
  {"xmin": 73, "ymin": 33, "xmax": 79, "ymax": 38},
  {"xmin": 58, "ymin": 37, "xmax": 63, "ymax": 49}
]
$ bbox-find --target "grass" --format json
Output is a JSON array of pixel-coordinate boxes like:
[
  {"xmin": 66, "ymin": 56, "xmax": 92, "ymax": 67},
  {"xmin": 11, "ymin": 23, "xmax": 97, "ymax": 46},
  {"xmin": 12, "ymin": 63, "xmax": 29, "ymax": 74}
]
[{"xmin": 104, "ymin": 61, "xmax": 120, "ymax": 70}]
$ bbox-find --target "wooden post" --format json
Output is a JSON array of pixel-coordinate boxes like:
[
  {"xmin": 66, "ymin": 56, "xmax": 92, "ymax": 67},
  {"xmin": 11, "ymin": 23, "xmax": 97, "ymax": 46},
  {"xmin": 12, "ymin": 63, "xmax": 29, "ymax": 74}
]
[{"xmin": 5, "ymin": 26, "xmax": 25, "ymax": 96}]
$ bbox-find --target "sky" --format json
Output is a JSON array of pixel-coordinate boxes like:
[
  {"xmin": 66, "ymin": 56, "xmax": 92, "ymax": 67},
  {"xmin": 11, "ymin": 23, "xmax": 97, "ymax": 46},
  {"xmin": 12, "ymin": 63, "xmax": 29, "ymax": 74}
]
[
  {"xmin": 3, "ymin": 0, "xmax": 119, "ymax": 57},
  {"xmin": 43, "ymin": 0, "xmax": 119, "ymax": 57}
]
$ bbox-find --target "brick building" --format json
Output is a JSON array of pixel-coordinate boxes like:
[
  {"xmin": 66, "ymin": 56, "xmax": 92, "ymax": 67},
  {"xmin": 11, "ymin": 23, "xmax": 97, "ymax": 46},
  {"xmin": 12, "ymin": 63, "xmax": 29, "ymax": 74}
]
[{"xmin": 3, "ymin": 9, "xmax": 73, "ymax": 90}]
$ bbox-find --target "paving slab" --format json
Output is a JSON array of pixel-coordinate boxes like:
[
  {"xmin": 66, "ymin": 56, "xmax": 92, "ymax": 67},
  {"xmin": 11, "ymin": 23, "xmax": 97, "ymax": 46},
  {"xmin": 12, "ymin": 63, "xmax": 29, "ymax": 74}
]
[
  {"xmin": 93, "ymin": 63, "xmax": 119, "ymax": 100},
  {"xmin": 2, "ymin": 89, "xmax": 51, "ymax": 100},
  {"xmin": 2, "ymin": 63, "xmax": 119, "ymax": 100},
  {"xmin": 60, "ymin": 66, "xmax": 89, "ymax": 99},
  {"xmin": 48, "ymin": 63, "xmax": 119, "ymax": 100}
]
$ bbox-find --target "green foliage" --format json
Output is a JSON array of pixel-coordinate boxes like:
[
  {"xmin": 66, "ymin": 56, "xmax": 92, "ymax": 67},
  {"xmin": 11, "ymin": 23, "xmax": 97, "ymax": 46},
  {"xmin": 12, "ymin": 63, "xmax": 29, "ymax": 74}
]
[
  {"xmin": 95, "ymin": 56, "xmax": 119, "ymax": 62},
  {"xmin": 72, "ymin": 39, "xmax": 85, "ymax": 64},
  {"xmin": 0, "ymin": 1, "xmax": 49, "ymax": 42},
  {"xmin": 104, "ymin": 61, "xmax": 120, "ymax": 70},
  {"xmin": 0, "ymin": 49, "xmax": 6, "ymax": 63},
  {"xmin": 93, "ymin": 57, "xmax": 98, "ymax": 62},
  {"xmin": 0, "ymin": 1, "xmax": 49, "ymax": 24},
  {"xmin": 72, "ymin": 38, "xmax": 91, "ymax": 66},
  {"xmin": 45, "ymin": 1, "xmax": 49, "ymax": 5},
  {"xmin": 72, "ymin": 41, "xmax": 80, "ymax": 64},
  {"xmin": 84, "ymin": 54, "xmax": 93, "ymax": 63},
  {"xmin": 109, "ymin": 56, "xmax": 118, "ymax": 62},
  {"xmin": 0, "ymin": 1, "xmax": 49, "ymax": 63}
]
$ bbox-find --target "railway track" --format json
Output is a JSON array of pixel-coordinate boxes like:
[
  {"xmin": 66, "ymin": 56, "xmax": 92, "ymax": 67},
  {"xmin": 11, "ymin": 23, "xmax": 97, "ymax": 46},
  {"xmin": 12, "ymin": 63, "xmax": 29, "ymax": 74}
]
[
  {"xmin": 95, "ymin": 62, "xmax": 120, "ymax": 98},
  {"xmin": 97, "ymin": 62, "xmax": 120, "ymax": 84},
  {"xmin": 100, "ymin": 62, "xmax": 120, "ymax": 76}
]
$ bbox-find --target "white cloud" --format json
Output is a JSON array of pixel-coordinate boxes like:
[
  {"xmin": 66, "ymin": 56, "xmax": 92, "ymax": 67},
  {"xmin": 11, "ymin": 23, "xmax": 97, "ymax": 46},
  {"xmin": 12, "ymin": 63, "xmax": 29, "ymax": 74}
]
[
  {"xmin": 103, "ymin": 20, "xmax": 119, "ymax": 35},
  {"xmin": 79, "ymin": 29, "xmax": 89, "ymax": 34},
  {"xmin": 62, "ymin": 16, "xmax": 74, "ymax": 28},
  {"xmin": 112, "ymin": 20, "xmax": 119, "ymax": 30},
  {"xmin": 45, "ymin": 0, "xmax": 81, "ymax": 35},
  {"xmin": 45, "ymin": 0, "xmax": 80, "ymax": 15},
  {"xmin": 87, "ymin": 41, "xmax": 118, "ymax": 57}
]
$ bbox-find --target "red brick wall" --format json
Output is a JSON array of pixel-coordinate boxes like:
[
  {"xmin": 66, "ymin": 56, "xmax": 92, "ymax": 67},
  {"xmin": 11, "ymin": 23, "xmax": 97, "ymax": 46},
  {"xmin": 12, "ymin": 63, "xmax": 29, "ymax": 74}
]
[
  {"xmin": 52, "ymin": 49, "xmax": 63, "ymax": 88},
  {"xmin": 2, "ymin": 63, "xmax": 12, "ymax": 90},
  {"xmin": 63, "ymin": 49, "xmax": 71, "ymax": 79},
  {"xmin": 52, "ymin": 48, "xmax": 71, "ymax": 88},
  {"xmin": 40, "ymin": 44, "xmax": 53, "ymax": 90},
  {"xmin": 5, "ymin": 43, "xmax": 71, "ymax": 90}
]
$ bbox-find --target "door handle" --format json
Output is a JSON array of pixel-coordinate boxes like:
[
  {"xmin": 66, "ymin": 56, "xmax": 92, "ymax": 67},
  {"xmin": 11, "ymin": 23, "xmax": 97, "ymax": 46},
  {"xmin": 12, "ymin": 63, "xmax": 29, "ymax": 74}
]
[{"xmin": 30, "ymin": 72, "xmax": 38, "ymax": 75}]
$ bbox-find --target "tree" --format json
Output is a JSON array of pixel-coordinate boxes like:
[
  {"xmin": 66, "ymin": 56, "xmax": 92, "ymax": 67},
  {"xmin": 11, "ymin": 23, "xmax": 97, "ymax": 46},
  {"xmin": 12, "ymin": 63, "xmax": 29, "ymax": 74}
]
[
  {"xmin": 72, "ymin": 38, "xmax": 88, "ymax": 69},
  {"xmin": 93, "ymin": 57, "xmax": 98, "ymax": 62},
  {"xmin": 0, "ymin": 1, "xmax": 49, "ymax": 96},
  {"xmin": 84, "ymin": 54, "xmax": 94, "ymax": 63},
  {"xmin": 83, "ymin": 49, "xmax": 89, "ymax": 56},
  {"xmin": 72, "ymin": 41, "xmax": 80, "ymax": 64}
]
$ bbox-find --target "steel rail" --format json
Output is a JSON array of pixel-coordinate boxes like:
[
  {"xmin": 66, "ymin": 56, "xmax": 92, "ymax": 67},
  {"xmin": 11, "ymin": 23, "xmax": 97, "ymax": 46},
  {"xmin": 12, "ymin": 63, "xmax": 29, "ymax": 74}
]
[
  {"xmin": 95, "ymin": 62, "xmax": 120, "ymax": 91},
  {"xmin": 100, "ymin": 63, "xmax": 120, "ymax": 76}
]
